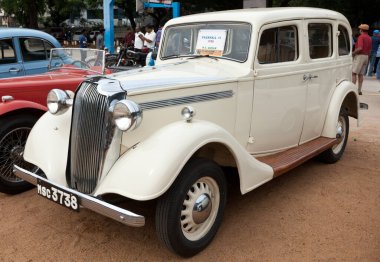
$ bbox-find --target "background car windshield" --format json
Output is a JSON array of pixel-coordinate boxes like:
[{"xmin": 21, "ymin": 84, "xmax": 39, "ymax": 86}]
[
  {"xmin": 49, "ymin": 48, "xmax": 105, "ymax": 74},
  {"xmin": 161, "ymin": 22, "xmax": 251, "ymax": 62}
]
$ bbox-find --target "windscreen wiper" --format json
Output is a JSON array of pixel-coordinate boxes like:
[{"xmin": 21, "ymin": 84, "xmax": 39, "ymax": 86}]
[{"xmin": 187, "ymin": 54, "xmax": 218, "ymax": 60}]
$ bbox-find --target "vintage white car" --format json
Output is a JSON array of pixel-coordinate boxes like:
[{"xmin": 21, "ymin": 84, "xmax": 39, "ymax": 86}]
[{"xmin": 13, "ymin": 7, "xmax": 359, "ymax": 257}]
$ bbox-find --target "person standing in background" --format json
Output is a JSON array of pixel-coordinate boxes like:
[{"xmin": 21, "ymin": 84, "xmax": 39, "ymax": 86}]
[
  {"xmin": 366, "ymin": 29, "xmax": 380, "ymax": 76},
  {"xmin": 124, "ymin": 27, "xmax": 135, "ymax": 48},
  {"xmin": 138, "ymin": 25, "xmax": 156, "ymax": 66},
  {"xmin": 139, "ymin": 24, "xmax": 156, "ymax": 50},
  {"xmin": 155, "ymin": 22, "xmax": 165, "ymax": 48},
  {"xmin": 134, "ymin": 27, "xmax": 144, "ymax": 52},
  {"xmin": 374, "ymin": 44, "xmax": 380, "ymax": 75},
  {"xmin": 79, "ymin": 29, "xmax": 88, "ymax": 62},
  {"xmin": 79, "ymin": 29, "xmax": 88, "ymax": 48},
  {"xmin": 352, "ymin": 24, "xmax": 372, "ymax": 95},
  {"xmin": 96, "ymin": 28, "xmax": 105, "ymax": 49}
]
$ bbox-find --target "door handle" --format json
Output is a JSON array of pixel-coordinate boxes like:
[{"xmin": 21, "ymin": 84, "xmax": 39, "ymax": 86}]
[
  {"xmin": 303, "ymin": 73, "xmax": 318, "ymax": 81},
  {"xmin": 9, "ymin": 68, "xmax": 21, "ymax": 73}
]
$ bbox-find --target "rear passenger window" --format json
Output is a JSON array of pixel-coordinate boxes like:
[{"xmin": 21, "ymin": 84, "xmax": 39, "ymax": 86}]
[
  {"xmin": 0, "ymin": 38, "xmax": 17, "ymax": 64},
  {"xmin": 308, "ymin": 23, "xmax": 332, "ymax": 59},
  {"xmin": 258, "ymin": 26, "xmax": 298, "ymax": 64},
  {"xmin": 20, "ymin": 38, "xmax": 49, "ymax": 62},
  {"xmin": 338, "ymin": 25, "xmax": 350, "ymax": 56}
]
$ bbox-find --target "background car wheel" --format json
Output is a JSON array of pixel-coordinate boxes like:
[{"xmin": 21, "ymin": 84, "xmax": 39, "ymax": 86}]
[
  {"xmin": 0, "ymin": 115, "xmax": 40, "ymax": 194},
  {"xmin": 319, "ymin": 109, "xmax": 349, "ymax": 163},
  {"xmin": 155, "ymin": 158, "xmax": 227, "ymax": 257}
]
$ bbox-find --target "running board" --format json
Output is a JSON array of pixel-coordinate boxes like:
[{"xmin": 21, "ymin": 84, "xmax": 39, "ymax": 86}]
[{"xmin": 256, "ymin": 137, "xmax": 337, "ymax": 177}]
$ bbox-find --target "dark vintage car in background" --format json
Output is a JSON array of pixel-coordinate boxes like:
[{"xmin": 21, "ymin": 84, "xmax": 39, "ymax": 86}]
[
  {"xmin": 0, "ymin": 48, "xmax": 109, "ymax": 194},
  {"xmin": 0, "ymin": 28, "xmax": 61, "ymax": 78}
]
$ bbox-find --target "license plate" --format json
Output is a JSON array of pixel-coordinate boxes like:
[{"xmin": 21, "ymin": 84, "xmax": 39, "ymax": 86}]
[{"xmin": 37, "ymin": 179, "xmax": 80, "ymax": 212}]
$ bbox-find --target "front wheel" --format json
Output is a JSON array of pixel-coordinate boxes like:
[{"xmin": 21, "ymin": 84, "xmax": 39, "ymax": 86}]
[
  {"xmin": 319, "ymin": 109, "xmax": 349, "ymax": 163},
  {"xmin": 0, "ymin": 115, "xmax": 40, "ymax": 194},
  {"xmin": 155, "ymin": 158, "xmax": 227, "ymax": 257}
]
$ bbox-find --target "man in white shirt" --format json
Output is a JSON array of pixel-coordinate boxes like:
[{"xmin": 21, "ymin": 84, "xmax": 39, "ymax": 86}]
[
  {"xmin": 134, "ymin": 27, "xmax": 144, "ymax": 52},
  {"xmin": 138, "ymin": 25, "xmax": 156, "ymax": 66},
  {"xmin": 139, "ymin": 25, "xmax": 156, "ymax": 49}
]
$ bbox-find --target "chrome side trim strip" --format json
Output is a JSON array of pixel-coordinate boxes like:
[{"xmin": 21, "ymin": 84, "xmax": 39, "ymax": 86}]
[
  {"xmin": 13, "ymin": 165, "xmax": 145, "ymax": 227},
  {"xmin": 140, "ymin": 90, "xmax": 233, "ymax": 110}
]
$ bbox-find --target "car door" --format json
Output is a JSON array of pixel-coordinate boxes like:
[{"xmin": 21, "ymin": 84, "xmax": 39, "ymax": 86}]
[
  {"xmin": 0, "ymin": 37, "xmax": 25, "ymax": 78},
  {"xmin": 248, "ymin": 20, "xmax": 307, "ymax": 154},
  {"xmin": 19, "ymin": 37, "xmax": 54, "ymax": 75},
  {"xmin": 299, "ymin": 20, "xmax": 337, "ymax": 144}
]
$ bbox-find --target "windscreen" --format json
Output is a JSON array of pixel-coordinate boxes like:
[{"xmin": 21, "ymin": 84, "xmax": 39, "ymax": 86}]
[
  {"xmin": 49, "ymin": 48, "xmax": 105, "ymax": 74},
  {"xmin": 161, "ymin": 22, "xmax": 251, "ymax": 62}
]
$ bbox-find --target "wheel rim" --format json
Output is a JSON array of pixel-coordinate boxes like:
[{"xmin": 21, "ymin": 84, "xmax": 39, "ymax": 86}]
[
  {"xmin": 0, "ymin": 127, "xmax": 39, "ymax": 183},
  {"xmin": 181, "ymin": 176, "xmax": 220, "ymax": 241},
  {"xmin": 332, "ymin": 115, "xmax": 346, "ymax": 154}
]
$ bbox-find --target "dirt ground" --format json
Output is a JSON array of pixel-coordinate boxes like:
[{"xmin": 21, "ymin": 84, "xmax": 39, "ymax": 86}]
[{"xmin": 1, "ymin": 79, "xmax": 379, "ymax": 261}]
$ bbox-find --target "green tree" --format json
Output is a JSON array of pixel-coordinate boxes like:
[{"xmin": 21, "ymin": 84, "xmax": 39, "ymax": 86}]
[
  {"xmin": 85, "ymin": 0, "xmax": 137, "ymax": 29},
  {"xmin": 0, "ymin": 0, "xmax": 45, "ymax": 28},
  {"xmin": 272, "ymin": 0, "xmax": 380, "ymax": 28},
  {"xmin": 46, "ymin": 0, "xmax": 86, "ymax": 27}
]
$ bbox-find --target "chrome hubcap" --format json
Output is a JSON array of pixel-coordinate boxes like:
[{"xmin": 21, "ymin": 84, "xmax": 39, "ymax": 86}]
[
  {"xmin": 192, "ymin": 193, "xmax": 212, "ymax": 224},
  {"xmin": 10, "ymin": 145, "xmax": 24, "ymax": 162},
  {"xmin": 332, "ymin": 116, "xmax": 346, "ymax": 154},
  {"xmin": 181, "ymin": 177, "xmax": 220, "ymax": 241}
]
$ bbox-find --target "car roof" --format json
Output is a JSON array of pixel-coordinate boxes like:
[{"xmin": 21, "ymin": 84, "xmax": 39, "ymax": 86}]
[
  {"xmin": 0, "ymin": 28, "xmax": 61, "ymax": 47},
  {"xmin": 166, "ymin": 7, "xmax": 349, "ymax": 27}
]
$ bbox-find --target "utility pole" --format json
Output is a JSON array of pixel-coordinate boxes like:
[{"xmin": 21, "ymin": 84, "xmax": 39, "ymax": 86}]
[{"xmin": 103, "ymin": 0, "xmax": 115, "ymax": 53}]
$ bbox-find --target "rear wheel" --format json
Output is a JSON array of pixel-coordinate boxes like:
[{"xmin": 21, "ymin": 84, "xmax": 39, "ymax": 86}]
[
  {"xmin": 155, "ymin": 158, "xmax": 227, "ymax": 257},
  {"xmin": 0, "ymin": 115, "xmax": 40, "ymax": 194},
  {"xmin": 319, "ymin": 109, "xmax": 349, "ymax": 163}
]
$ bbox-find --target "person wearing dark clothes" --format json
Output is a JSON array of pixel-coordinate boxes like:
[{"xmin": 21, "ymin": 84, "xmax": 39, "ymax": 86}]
[{"xmin": 366, "ymin": 29, "xmax": 380, "ymax": 76}]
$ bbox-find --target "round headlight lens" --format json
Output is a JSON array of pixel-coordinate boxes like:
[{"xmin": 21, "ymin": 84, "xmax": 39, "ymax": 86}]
[
  {"xmin": 113, "ymin": 100, "xmax": 142, "ymax": 131},
  {"xmin": 47, "ymin": 89, "xmax": 71, "ymax": 115}
]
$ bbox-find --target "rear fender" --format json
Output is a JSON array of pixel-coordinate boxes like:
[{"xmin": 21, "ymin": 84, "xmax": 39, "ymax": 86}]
[
  {"xmin": 322, "ymin": 80, "xmax": 358, "ymax": 138},
  {"xmin": 94, "ymin": 120, "xmax": 273, "ymax": 201}
]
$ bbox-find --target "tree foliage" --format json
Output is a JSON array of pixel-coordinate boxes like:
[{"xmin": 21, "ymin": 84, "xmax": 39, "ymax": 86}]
[
  {"xmin": 1, "ymin": 0, "xmax": 380, "ymax": 30},
  {"xmin": 272, "ymin": 0, "xmax": 380, "ymax": 28},
  {"xmin": 0, "ymin": 0, "xmax": 45, "ymax": 28},
  {"xmin": 47, "ymin": 0, "xmax": 86, "ymax": 27}
]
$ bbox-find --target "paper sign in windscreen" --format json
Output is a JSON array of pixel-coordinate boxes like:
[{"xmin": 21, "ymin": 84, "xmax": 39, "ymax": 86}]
[{"xmin": 195, "ymin": 29, "xmax": 227, "ymax": 56}]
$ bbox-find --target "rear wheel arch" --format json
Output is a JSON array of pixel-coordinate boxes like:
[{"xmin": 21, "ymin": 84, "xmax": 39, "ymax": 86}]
[{"xmin": 341, "ymin": 91, "xmax": 358, "ymax": 119}]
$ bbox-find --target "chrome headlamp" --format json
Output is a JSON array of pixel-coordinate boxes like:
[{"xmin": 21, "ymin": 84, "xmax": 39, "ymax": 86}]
[
  {"xmin": 113, "ymin": 100, "xmax": 142, "ymax": 131},
  {"xmin": 47, "ymin": 89, "xmax": 73, "ymax": 115}
]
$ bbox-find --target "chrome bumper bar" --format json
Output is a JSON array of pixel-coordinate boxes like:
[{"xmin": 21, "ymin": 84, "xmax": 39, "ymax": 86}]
[{"xmin": 13, "ymin": 165, "xmax": 145, "ymax": 227}]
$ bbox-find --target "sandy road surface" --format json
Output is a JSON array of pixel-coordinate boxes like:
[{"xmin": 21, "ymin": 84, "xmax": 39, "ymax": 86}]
[{"xmin": 1, "ymin": 80, "xmax": 379, "ymax": 261}]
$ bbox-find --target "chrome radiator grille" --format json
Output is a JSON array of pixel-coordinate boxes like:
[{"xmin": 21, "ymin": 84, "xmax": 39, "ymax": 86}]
[{"xmin": 69, "ymin": 82, "xmax": 109, "ymax": 194}]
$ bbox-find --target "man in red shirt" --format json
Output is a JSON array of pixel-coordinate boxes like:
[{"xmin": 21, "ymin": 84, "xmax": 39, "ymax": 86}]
[{"xmin": 352, "ymin": 24, "xmax": 372, "ymax": 95}]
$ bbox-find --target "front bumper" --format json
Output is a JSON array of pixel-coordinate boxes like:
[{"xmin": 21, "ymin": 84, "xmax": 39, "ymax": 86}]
[{"xmin": 13, "ymin": 165, "xmax": 145, "ymax": 227}]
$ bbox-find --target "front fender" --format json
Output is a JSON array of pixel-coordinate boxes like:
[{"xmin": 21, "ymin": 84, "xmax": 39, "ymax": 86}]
[
  {"xmin": 322, "ymin": 80, "xmax": 358, "ymax": 138},
  {"xmin": 23, "ymin": 109, "xmax": 71, "ymax": 186},
  {"xmin": 94, "ymin": 120, "xmax": 273, "ymax": 200},
  {"xmin": 0, "ymin": 100, "xmax": 47, "ymax": 115}
]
